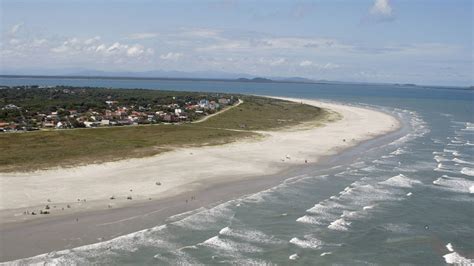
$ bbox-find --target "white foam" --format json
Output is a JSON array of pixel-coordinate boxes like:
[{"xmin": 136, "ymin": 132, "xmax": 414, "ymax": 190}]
[
  {"xmin": 289, "ymin": 237, "xmax": 324, "ymax": 249},
  {"xmin": 379, "ymin": 174, "xmax": 421, "ymax": 188},
  {"xmin": 218, "ymin": 226, "xmax": 282, "ymax": 244},
  {"xmin": 166, "ymin": 207, "xmax": 206, "ymax": 222},
  {"xmin": 406, "ymin": 192, "xmax": 413, "ymax": 196},
  {"xmin": 461, "ymin": 167, "xmax": 474, "ymax": 176},
  {"xmin": 328, "ymin": 218, "xmax": 351, "ymax": 231},
  {"xmin": 453, "ymin": 158, "xmax": 474, "ymax": 166},
  {"xmin": 306, "ymin": 201, "xmax": 343, "ymax": 214},
  {"xmin": 434, "ymin": 155, "xmax": 449, "ymax": 163},
  {"xmin": 296, "ymin": 215, "xmax": 323, "ymax": 225},
  {"xmin": 390, "ymin": 147, "xmax": 407, "ymax": 155},
  {"xmin": 443, "ymin": 252, "xmax": 473, "ymax": 265},
  {"xmin": 363, "ymin": 205, "xmax": 375, "ymax": 210},
  {"xmin": 432, "ymin": 176, "xmax": 474, "ymax": 194},
  {"xmin": 433, "ymin": 177, "xmax": 443, "ymax": 185},
  {"xmin": 443, "ymin": 244, "xmax": 473, "ymax": 265},
  {"xmin": 201, "ymin": 236, "xmax": 235, "ymax": 252},
  {"xmin": 289, "ymin": 253, "xmax": 299, "ymax": 260},
  {"xmin": 444, "ymin": 149, "xmax": 457, "ymax": 153},
  {"xmin": 320, "ymin": 252, "xmax": 332, "ymax": 256},
  {"xmin": 173, "ymin": 202, "xmax": 234, "ymax": 230},
  {"xmin": 446, "ymin": 243, "xmax": 454, "ymax": 252},
  {"xmin": 435, "ymin": 163, "xmax": 444, "ymax": 171},
  {"xmin": 461, "ymin": 124, "xmax": 474, "ymax": 131},
  {"xmin": 201, "ymin": 235, "xmax": 261, "ymax": 253}
]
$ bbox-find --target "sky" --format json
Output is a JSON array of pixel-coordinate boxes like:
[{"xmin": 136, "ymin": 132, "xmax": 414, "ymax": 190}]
[{"xmin": 0, "ymin": 0, "xmax": 472, "ymax": 86}]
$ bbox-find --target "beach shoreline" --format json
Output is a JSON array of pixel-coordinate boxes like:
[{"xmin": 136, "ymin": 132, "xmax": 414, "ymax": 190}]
[{"xmin": 0, "ymin": 97, "xmax": 402, "ymax": 262}]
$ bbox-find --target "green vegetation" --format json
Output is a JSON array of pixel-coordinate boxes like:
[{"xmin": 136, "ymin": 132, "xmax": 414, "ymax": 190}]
[
  {"xmin": 0, "ymin": 89, "xmax": 328, "ymax": 172},
  {"xmin": 0, "ymin": 86, "xmax": 238, "ymax": 129},
  {"xmin": 0, "ymin": 86, "xmax": 232, "ymax": 114},
  {"xmin": 0, "ymin": 125, "xmax": 253, "ymax": 172},
  {"xmin": 197, "ymin": 96, "xmax": 326, "ymax": 130}
]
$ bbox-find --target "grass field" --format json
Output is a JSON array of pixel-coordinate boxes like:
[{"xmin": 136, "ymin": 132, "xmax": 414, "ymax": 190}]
[
  {"xmin": 197, "ymin": 96, "xmax": 326, "ymax": 131},
  {"xmin": 0, "ymin": 96, "xmax": 328, "ymax": 172}
]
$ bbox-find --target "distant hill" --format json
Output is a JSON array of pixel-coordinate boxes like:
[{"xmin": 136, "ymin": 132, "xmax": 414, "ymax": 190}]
[
  {"xmin": 236, "ymin": 77, "xmax": 274, "ymax": 83},
  {"xmin": 273, "ymin": 77, "xmax": 316, "ymax": 83}
]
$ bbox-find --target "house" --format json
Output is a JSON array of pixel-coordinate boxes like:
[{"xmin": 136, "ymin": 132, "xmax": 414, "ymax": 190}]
[
  {"xmin": 163, "ymin": 114, "xmax": 178, "ymax": 122},
  {"xmin": 209, "ymin": 101, "xmax": 220, "ymax": 110},
  {"xmin": 43, "ymin": 121, "xmax": 55, "ymax": 128},
  {"xmin": 118, "ymin": 120, "xmax": 132, "ymax": 125},
  {"xmin": 198, "ymin": 99, "xmax": 209, "ymax": 108},
  {"xmin": 218, "ymin": 98, "xmax": 230, "ymax": 105},
  {"xmin": 105, "ymin": 110, "xmax": 113, "ymax": 117},
  {"xmin": 55, "ymin": 121, "xmax": 64, "ymax": 129},
  {"xmin": 84, "ymin": 121, "xmax": 100, "ymax": 128}
]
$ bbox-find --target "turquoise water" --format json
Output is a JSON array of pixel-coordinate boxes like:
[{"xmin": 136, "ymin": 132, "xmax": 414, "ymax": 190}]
[{"xmin": 1, "ymin": 78, "xmax": 473, "ymax": 265}]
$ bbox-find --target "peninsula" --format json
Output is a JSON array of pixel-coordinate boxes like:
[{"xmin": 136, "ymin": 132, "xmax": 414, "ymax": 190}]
[{"xmin": 0, "ymin": 87, "xmax": 400, "ymax": 261}]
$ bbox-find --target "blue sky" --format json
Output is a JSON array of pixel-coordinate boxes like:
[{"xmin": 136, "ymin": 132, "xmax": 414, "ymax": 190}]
[{"xmin": 0, "ymin": 0, "xmax": 472, "ymax": 86}]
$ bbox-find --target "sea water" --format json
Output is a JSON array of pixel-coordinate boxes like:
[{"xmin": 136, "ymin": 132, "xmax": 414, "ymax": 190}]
[{"xmin": 1, "ymin": 78, "xmax": 473, "ymax": 265}]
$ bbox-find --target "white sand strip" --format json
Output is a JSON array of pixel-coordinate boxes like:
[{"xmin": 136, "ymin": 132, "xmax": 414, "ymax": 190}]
[{"xmin": 0, "ymin": 98, "xmax": 400, "ymax": 214}]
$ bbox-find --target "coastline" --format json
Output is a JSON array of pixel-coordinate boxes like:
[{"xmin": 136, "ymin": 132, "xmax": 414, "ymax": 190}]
[{"xmin": 0, "ymin": 97, "xmax": 402, "ymax": 262}]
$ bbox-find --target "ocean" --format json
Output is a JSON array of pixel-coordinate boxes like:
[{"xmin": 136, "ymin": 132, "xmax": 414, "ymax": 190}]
[{"xmin": 1, "ymin": 77, "xmax": 473, "ymax": 265}]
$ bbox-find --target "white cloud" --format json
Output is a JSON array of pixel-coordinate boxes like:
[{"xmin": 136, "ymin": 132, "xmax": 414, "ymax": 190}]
[
  {"xmin": 95, "ymin": 44, "xmax": 107, "ymax": 53},
  {"xmin": 180, "ymin": 28, "xmax": 220, "ymax": 38},
  {"xmin": 107, "ymin": 42, "xmax": 124, "ymax": 53},
  {"xmin": 9, "ymin": 38, "xmax": 20, "ymax": 45},
  {"xmin": 48, "ymin": 37, "xmax": 153, "ymax": 61},
  {"xmin": 160, "ymin": 52, "xmax": 183, "ymax": 60},
  {"xmin": 370, "ymin": 0, "xmax": 392, "ymax": 16},
  {"xmin": 259, "ymin": 57, "xmax": 287, "ymax": 66},
  {"xmin": 51, "ymin": 44, "xmax": 69, "ymax": 53},
  {"xmin": 32, "ymin": 39, "xmax": 47, "ymax": 46},
  {"xmin": 299, "ymin": 60, "xmax": 313, "ymax": 67},
  {"xmin": 84, "ymin": 36, "xmax": 101, "ymax": 45},
  {"xmin": 10, "ymin": 23, "xmax": 23, "ymax": 34},
  {"xmin": 368, "ymin": 0, "xmax": 394, "ymax": 21},
  {"xmin": 127, "ymin": 44, "xmax": 146, "ymax": 57},
  {"xmin": 128, "ymin": 33, "xmax": 159, "ymax": 40},
  {"xmin": 322, "ymin": 63, "xmax": 340, "ymax": 70},
  {"xmin": 299, "ymin": 60, "xmax": 340, "ymax": 70}
]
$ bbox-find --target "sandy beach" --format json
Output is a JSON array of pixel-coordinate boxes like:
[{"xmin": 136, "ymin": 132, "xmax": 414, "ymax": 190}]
[{"xmin": 0, "ymin": 97, "xmax": 401, "ymax": 261}]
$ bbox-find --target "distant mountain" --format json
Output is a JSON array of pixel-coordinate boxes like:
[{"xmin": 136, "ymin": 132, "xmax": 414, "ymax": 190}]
[
  {"xmin": 236, "ymin": 77, "xmax": 274, "ymax": 83},
  {"xmin": 273, "ymin": 77, "xmax": 316, "ymax": 83}
]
